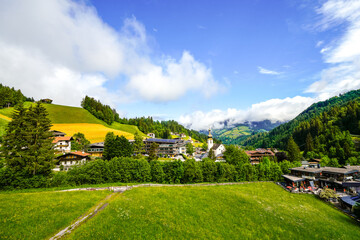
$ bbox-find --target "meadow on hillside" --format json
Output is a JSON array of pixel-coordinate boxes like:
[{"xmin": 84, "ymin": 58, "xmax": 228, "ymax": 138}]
[
  {"xmin": 0, "ymin": 190, "xmax": 110, "ymax": 240},
  {"xmin": 69, "ymin": 183, "xmax": 360, "ymax": 240}
]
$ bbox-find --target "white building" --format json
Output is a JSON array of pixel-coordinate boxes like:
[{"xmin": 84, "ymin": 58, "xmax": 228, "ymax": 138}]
[
  {"xmin": 207, "ymin": 129, "xmax": 214, "ymax": 151},
  {"xmin": 53, "ymin": 136, "xmax": 73, "ymax": 153},
  {"xmin": 147, "ymin": 133, "xmax": 155, "ymax": 138},
  {"xmin": 206, "ymin": 129, "xmax": 226, "ymax": 158}
]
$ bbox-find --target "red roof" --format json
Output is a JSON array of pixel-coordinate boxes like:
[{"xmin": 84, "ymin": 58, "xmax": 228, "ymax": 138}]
[
  {"xmin": 52, "ymin": 136, "xmax": 72, "ymax": 143},
  {"xmin": 71, "ymin": 151, "xmax": 91, "ymax": 157}
]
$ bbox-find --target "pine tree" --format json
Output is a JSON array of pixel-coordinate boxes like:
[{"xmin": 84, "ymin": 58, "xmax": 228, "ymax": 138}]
[
  {"xmin": 148, "ymin": 142, "xmax": 159, "ymax": 161},
  {"xmin": 133, "ymin": 131, "xmax": 144, "ymax": 156},
  {"xmin": 304, "ymin": 133, "xmax": 314, "ymax": 156},
  {"xmin": 208, "ymin": 147, "xmax": 216, "ymax": 161},
  {"xmin": 1, "ymin": 102, "xmax": 54, "ymax": 176},
  {"xmin": 287, "ymin": 136, "xmax": 301, "ymax": 162}
]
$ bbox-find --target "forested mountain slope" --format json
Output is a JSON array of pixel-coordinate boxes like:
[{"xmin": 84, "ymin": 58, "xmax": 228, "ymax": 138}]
[{"xmin": 241, "ymin": 89, "xmax": 360, "ymax": 164}]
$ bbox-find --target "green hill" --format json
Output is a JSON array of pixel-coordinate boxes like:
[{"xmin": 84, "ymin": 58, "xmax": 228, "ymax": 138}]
[{"xmin": 0, "ymin": 102, "xmax": 146, "ymax": 141}]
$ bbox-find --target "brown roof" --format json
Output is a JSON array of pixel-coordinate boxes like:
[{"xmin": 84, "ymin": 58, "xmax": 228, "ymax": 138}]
[
  {"xmin": 52, "ymin": 136, "xmax": 73, "ymax": 143},
  {"xmin": 245, "ymin": 149, "xmax": 275, "ymax": 157},
  {"xmin": 56, "ymin": 151, "xmax": 91, "ymax": 159},
  {"xmin": 290, "ymin": 166, "xmax": 323, "ymax": 173}
]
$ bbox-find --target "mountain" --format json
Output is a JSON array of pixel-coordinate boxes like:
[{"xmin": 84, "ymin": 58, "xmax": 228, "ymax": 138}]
[
  {"xmin": 241, "ymin": 89, "xmax": 360, "ymax": 165},
  {"xmin": 203, "ymin": 120, "xmax": 283, "ymax": 145}
]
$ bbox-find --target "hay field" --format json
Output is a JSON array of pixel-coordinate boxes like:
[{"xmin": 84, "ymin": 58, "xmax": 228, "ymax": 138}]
[{"xmin": 51, "ymin": 123, "xmax": 134, "ymax": 143}]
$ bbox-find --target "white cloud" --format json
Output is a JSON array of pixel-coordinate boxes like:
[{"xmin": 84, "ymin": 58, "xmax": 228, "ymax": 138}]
[
  {"xmin": 307, "ymin": 0, "xmax": 360, "ymax": 98},
  {"xmin": 0, "ymin": 0, "xmax": 219, "ymax": 107},
  {"xmin": 258, "ymin": 66, "xmax": 281, "ymax": 75},
  {"xmin": 179, "ymin": 96, "xmax": 315, "ymax": 130}
]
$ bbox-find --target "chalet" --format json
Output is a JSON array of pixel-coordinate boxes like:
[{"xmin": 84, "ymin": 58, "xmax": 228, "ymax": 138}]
[
  {"xmin": 54, "ymin": 151, "xmax": 91, "ymax": 171},
  {"xmin": 53, "ymin": 136, "xmax": 73, "ymax": 153},
  {"xmin": 144, "ymin": 138, "xmax": 186, "ymax": 157},
  {"xmin": 283, "ymin": 165, "xmax": 360, "ymax": 191},
  {"xmin": 51, "ymin": 130, "xmax": 66, "ymax": 137},
  {"xmin": 245, "ymin": 149, "xmax": 275, "ymax": 165},
  {"xmin": 40, "ymin": 98, "xmax": 53, "ymax": 104},
  {"xmin": 147, "ymin": 133, "xmax": 155, "ymax": 138},
  {"xmin": 87, "ymin": 142, "xmax": 104, "ymax": 157}
]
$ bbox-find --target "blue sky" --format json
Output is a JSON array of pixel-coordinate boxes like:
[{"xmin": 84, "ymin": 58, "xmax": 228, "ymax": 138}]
[{"xmin": 1, "ymin": 0, "xmax": 360, "ymax": 130}]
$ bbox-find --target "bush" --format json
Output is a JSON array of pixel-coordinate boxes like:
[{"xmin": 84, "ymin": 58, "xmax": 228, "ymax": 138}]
[
  {"xmin": 319, "ymin": 188, "xmax": 337, "ymax": 201},
  {"xmin": 353, "ymin": 202, "xmax": 360, "ymax": 218},
  {"xmin": 150, "ymin": 161, "xmax": 165, "ymax": 183},
  {"xmin": 163, "ymin": 160, "xmax": 184, "ymax": 184}
]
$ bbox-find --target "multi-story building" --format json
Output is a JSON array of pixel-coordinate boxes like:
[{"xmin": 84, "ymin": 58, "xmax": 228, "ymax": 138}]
[
  {"xmin": 245, "ymin": 149, "xmax": 275, "ymax": 164},
  {"xmin": 87, "ymin": 142, "xmax": 104, "ymax": 157},
  {"xmin": 54, "ymin": 151, "xmax": 91, "ymax": 171},
  {"xmin": 53, "ymin": 136, "xmax": 73, "ymax": 153},
  {"xmin": 144, "ymin": 138, "xmax": 186, "ymax": 157}
]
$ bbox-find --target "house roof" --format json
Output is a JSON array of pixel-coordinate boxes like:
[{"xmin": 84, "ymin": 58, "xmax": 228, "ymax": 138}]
[
  {"xmin": 322, "ymin": 167, "xmax": 359, "ymax": 175},
  {"xmin": 146, "ymin": 138, "xmax": 178, "ymax": 144},
  {"xmin": 282, "ymin": 174, "xmax": 305, "ymax": 182},
  {"xmin": 89, "ymin": 142, "xmax": 104, "ymax": 148},
  {"xmin": 52, "ymin": 136, "xmax": 73, "ymax": 143},
  {"xmin": 56, "ymin": 151, "xmax": 91, "ymax": 159},
  {"xmin": 51, "ymin": 130, "xmax": 66, "ymax": 136},
  {"xmin": 290, "ymin": 166, "xmax": 323, "ymax": 173},
  {"xmin": 245, "ymin": 149, "xmax": 275, "ymax": 157},
  {"xmin": 213, "ymin": 143, "xmax": 222, "ymax": 150},
  {"xmin": 344, "ymin": 165, "xmax": 360, "ymax": 171}
]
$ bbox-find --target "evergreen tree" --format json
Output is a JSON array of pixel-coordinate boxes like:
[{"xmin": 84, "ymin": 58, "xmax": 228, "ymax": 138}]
[
  {"xmin": 208, "ymin": 147, "xmax": 216, "ymax": 161},
  {"xmin": 148, "ymin": 142, "xmax": 159, "ymax": 161},
  {"xmin": 287, "ymin": 136, "xmax": 301, "ymax": 162},
  {"xmin": 71, "ymin": 132, "xmax": 90, "ymax": 151},
  {"xmin": 186, "ymin": 143, "xmax": 194, "ymax": 156},
  {"xmin": 1, "ymin": 102, "xmax": 54, "ymax": 176},
  {"xmin": 133, "ymin": 131, "xmax": 144, "ymax": 156},
  {"xmin": 304, "ymin": 133, "xmax": 314, "ymax": 156}
]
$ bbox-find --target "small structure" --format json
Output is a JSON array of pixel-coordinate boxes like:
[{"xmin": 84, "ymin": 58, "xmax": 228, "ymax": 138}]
[
  {"xmin": 245, "ymin": 149, "xmax": 275, "ymax": 165},
  {"xmin": 87, "ymin": 142, "xmax": 104, "ymax": 157},
  {"xmin": 180, "ymin": 133, "xmax": 186, "ymax": 138},
  {"xmin": 53, "ymin": 136, "xmax": 73, "ymax": 153},
  {"xmin": 147, "ymin": 133, "xmax": 155, "ymax": 138},
  {"xmin": 51, "ymin": 130, "xmax": 66, "ymax": 137},
  {"xmin": 54, "ymin": 151, "xmax": 91, "ymax": 171},
  {"xmin": 40, "ymin": 98, "xmax": 53, "ymax": 104}
]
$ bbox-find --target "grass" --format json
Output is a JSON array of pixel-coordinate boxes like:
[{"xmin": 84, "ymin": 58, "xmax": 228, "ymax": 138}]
[
  {"xmin": 68, "ymin": 183, "xmax": 360, "ymax": 240},
  {"xmin": 51, "ymin": 123, "xmax": 135, "ymax": 143},
  {"xmin": 0, "ymin": 117, "xmax": 8, "ymax": 136},
  {"xmin": 0, "ymin": 103, "xmax": 146, "ymax": 141},
  {"xmin": 0, "ymin": 190, "xmax": 110, "ymax": 240}
]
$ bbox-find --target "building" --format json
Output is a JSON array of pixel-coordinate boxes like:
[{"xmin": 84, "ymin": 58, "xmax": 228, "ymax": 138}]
[
  {"xmin": 87, "ymin": 142, "xmax": 104, "ymax": 157},
  {"xmin": 147, "ymin": 133, "xmax": 155, "ymax": 138},
  {"xmin": 53, "ymin": 136, "xmax": 73, "ymax": 153},
  {"xmin": 144, "ymin": 138, "xmax": 186, "ymax": 157},
  {"xmin": 245, "ymin": 149, "xmax": 275, "ymax": 165},
  {"xmin": 40, "ymin": 98, "xmax": 53, "ymax": 104},
  {"xmin": 212, "ymin": 143, "xmax": 226, "ymax": 156},
  {"xmin": 54, "ymin": 151, "xmax": 91, "ymax": 171},
  {"xmin": 283, "ymin": 165, "xmax": 360, "ymax": 191},
  {"xmin": 51, "ymin": 130, "xmax": 66, "ymax": 137},
  {"xmin": 207, "ymin": 129, "xmax": 214, "ymax": 151}
]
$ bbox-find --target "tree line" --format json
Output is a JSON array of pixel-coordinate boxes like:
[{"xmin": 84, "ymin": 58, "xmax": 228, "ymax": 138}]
[
  {"xmin": 0, "ymin": 84, "xmax": 34, "ymax": 108},
  {"xmin": 81, "ymin": 95, "xmax": 210, "ymax": 142}
]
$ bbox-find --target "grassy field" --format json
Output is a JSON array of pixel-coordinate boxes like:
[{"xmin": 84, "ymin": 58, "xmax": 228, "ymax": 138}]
[
  {"xmin": 68, "ymin": 183, "xmax": 360, "ymax": 240},
  {"xmin": 0, "ymin": 103, "xmax": 146, "ymax": 141},
  {"xmin": 51, "ymin": 123, "xmax": 135, "ymax": 142},
  {"xmin": 0, "ymin": 190, "xmax": 110, "ymax": 240}
]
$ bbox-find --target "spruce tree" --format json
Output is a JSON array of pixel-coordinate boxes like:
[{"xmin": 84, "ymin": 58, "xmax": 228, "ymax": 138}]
[
  {"xmin": 304, "ymin": 133, "xmax": 314, "ymax": 156},
  {"xmin": 133, "ymin": 131, "xmax": 144, "ymax": 156},
  {"xmin": 287, "ymin": 136, "xmax": 301, "ymax": 162},
  {"xmin": 1, "ymin": 102, "xmax": 54, "ymax": 176}
]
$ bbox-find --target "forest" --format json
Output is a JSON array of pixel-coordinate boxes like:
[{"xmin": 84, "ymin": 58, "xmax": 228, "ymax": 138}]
[
  {"xmin": 0, "ymin": 84, "xmax": 33, "ymax": 108},
  {"xmin": 241, "ymin": 90, "xmax": 360, "ymax": 162},
  {"xmin": 81, "ymin": 95, "xmax": 210, "ymax": 142}
]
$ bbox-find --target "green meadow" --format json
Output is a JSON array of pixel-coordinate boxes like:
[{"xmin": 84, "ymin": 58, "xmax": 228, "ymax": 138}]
[
  {"xmin": 68, "ymin": 183, "xmax": 360, "ymax": 240},
  {"xmin": 0, "ymin": 190, "xmax": 110, "ymax": 240}
]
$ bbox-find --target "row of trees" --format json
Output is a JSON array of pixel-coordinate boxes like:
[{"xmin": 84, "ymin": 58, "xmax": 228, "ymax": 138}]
[
  {"xmin": 0, "ymin": 84, "xmax": 34, "ymax": 108},
  {"xmin": 81, "ymin": 96, "xmax": 210, "ymax": 143},
  {"xmin": 81, "ymin": 96, "xmax": 119, "ymax": 125},
  {"xmin": 41, "ymin": 156, "xmax": 299, "ymax": 188}
]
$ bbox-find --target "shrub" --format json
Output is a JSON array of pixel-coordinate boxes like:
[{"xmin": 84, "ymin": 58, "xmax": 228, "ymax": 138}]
[
  {"xmin": 319, "ymin": 188, "xmax": 337, "ymax": 201},
  {"xmin": 150, "ymin": 161, "xmax": 165, "ymax": 183}
]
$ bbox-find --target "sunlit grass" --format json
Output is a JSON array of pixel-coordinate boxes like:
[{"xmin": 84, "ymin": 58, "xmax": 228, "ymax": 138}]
[
  {"xmin": 69, "ymin": 183, "xmax": 360, "ymax": 240},
  {"xmin": 51, "ymin": 123, "xmax": 134, "ymax": 143},
  {"xmin": 0, "ymin": 190, "xmax": 110, "ymax": 240}
]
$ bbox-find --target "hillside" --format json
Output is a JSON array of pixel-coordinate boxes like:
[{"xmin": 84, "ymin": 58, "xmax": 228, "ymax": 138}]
[
  {"xmin": 0, "ymin": 102, "xmax": 146, "ymax": 142},
  {"xmin": 68, "ymin": 183, "xmax": 360, "ymax": 239},
  {"xmin": 211, "ymin": 120, "xmax": 282, "ymax": 145},
  {"xmin": 241, "ymin": 89, "xmax": 360, "ymax": 164}
]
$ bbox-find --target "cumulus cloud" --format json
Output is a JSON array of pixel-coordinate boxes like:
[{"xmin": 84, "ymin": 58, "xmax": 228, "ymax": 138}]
[
  {"xmin": 306, "ymin": 0, "xmax": 360, "ymax": 98},
  {"xmin": 179, "ymin": 96, "xmax": 315, "ymax": 130},
  {"xmin": 258, "ymin": 66, "xmax": 281, "ymax": 75},
  {"xmin": 0, "ymin": 0, "xmax": 219, "ymax": 107}
]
